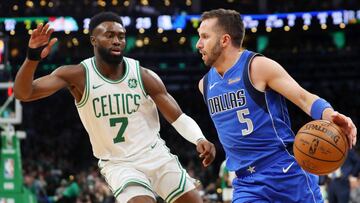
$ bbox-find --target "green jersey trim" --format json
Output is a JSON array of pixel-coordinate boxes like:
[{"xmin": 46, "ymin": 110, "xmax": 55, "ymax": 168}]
[
  {"xmin": 91, "ymin": 57, "xmax": 130, "ymax": 84},
  {"xmin": 76, "ymin": 62, "xmax": 90, "ymax": 108},
  {"xmin": 165, "ymin": 169, "xmax": 186, "ymax": 203},
  {"xmin": 113, "ymin": 179, "xmax": 152, "ymax": 198},
  {"xmin": 160, "ymin": 137, "xmax": 187, "ymax": 203},
  {"xmin": 136, "ymin": 60, "xmax": 147, "ymax": 97}
]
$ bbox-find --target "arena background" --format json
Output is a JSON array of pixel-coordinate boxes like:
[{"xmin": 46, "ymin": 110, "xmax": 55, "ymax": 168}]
[{"xmin": 0, "ymin": 0, "xmax": 359, "ymax": 203}]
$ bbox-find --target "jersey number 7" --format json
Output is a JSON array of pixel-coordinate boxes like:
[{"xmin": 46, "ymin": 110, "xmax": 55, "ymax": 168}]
[{"xmin": 110, "ymin": 117, "xmax": 128, "ymax": 143}]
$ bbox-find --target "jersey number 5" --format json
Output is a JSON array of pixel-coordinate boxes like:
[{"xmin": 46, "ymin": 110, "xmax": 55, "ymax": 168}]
[
  {"xmin": 110, "ymin": 117, "xmax": 128, "ymax": 143},
  {"xmin": 236, "ymin": 108, "xmax": 254, "ymax": 136}
]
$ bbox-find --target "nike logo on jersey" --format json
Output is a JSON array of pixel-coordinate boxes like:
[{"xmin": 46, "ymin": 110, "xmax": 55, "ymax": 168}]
[
  {"xmin": 282, "ymin": 162, "xmax": 294, "ymax": 173},
  {"xmin": 150, "ymin": 142, "xmax": 157, "ymax": 149},
  {"xmin": 92, "ymin": 83, "xmax": 105, "ymax": 89},
  {"xmin": 209, "ymin": 82, "xmax": 219, "ymax": 90}
]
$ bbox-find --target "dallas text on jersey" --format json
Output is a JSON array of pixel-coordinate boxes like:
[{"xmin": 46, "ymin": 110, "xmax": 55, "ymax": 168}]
[{"xmin": 208, "ymin": 89, "xmax": 246, "ymax": 115}]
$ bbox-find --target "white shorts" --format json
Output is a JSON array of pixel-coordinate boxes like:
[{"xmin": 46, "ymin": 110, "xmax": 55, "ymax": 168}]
[
  {"xmin": 222, "ymin": 188, "xmax": 234, "ymax": 201},
  {"xmin": 98, "ymin": 139, "xmax": 196, "ymax": 203}
]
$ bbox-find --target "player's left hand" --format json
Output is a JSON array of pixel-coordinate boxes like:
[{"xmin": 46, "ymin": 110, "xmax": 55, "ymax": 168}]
[
  {"xmin": 330, "ymin": 111, "xmax": 357, "ymax": 149},
  {"xmin": 29, "ymin": 23, "xmax": 57, "ymax": 59},
  {"xmin": 196, "ymin": 139, "xmax": 216, "ymax": 167}
]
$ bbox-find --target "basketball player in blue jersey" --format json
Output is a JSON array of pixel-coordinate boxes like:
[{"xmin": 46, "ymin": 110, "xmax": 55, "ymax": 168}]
[
  {"xmin": 13, "ymin": 12, "xmax": 216, "ymax": 203},
  {"xmin": 196, "ymin": 9, "xmax": 357, "ymax": 202}
]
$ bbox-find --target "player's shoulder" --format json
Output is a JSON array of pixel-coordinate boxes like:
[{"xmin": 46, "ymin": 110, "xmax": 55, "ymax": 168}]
[
  {"xmin": 251, "ymin": 55, "xmax": 272, "ymax": 67},
  {"xmin": 250, "ymin": 55, "xmax": 283, "ymax": 74},
  {"xmin": 139, "ymin": 66, "xmax": 165, "ymax": 83}
]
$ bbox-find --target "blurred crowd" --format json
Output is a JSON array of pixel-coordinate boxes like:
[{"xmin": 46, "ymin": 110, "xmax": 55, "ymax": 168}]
[
  {"xmin": 1, "ymin": 0, "xmax": 360, "ymax": 17},
  {"xmin": 1, "ymin": 0, "xmax": 196, "ymax": 17}
]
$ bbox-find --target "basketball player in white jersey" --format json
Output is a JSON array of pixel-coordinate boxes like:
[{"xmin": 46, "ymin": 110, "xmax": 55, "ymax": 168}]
[{"xmin": 14, "ymin": 12, "xmax": 216, "ymax": 203}]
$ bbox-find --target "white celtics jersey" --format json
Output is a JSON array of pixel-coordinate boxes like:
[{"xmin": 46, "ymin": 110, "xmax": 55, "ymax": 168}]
[{"xmin": 76, "ymin": 57, "xmax": 160, "ymax": 160}]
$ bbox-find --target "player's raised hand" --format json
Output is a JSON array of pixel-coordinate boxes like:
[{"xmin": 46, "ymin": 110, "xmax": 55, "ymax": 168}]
[
  {"xmin": 330, "ymin": 111, "xmax": 357, "ymax": 148},
  {"xmin": 28, "ymin": 23, "xmax": 58, "ymax": 59},
  {"xmin": 196, "ymin": 139, "xmax": 216, "ymax": 167}
]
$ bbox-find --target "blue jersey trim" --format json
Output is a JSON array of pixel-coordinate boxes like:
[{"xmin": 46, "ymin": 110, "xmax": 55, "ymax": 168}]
[{"xmin": 242, "ymin": 51, "xmax": 268, "ymax": 113}]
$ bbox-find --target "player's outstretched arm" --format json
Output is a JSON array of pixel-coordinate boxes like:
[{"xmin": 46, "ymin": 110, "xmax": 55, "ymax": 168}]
[
  {"xmin": 141, "ymin": 67, "xmax": 216, "ymax": 167},
  {"xmin": 14, "ymin": 65, "xmax": 80, "ymax": 102},
  {"xmin": 14, "ymin": 23, "xmax": 71, "ymax": 101},
  {"xmin": 250, "ymin": 56, "xmax": 357, "ymax": 148}
]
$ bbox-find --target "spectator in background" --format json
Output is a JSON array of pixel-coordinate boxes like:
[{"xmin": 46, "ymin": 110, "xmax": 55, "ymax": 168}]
[
  {"xmin": 218, "ymin": 160, "xmax": 235, "ymax": 203},
  {"xmin": 327, "ymin": 149, "xmax": 360, "ymax": 203},
  {"xmin": 57, "ymin": 175, "xmax": 81, "ymax": 203},
  {"xmin": 350, "ymin": 173, "xmax": 360, "ymax": 203}
]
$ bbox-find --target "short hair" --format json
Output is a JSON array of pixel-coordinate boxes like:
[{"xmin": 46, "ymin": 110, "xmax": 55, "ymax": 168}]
[
  {"xmin": 201, "ymin": 9, "xmax": 245, "ymax": 48},
  {"xmin": 89, "ymin": 12, "xmax": 123, "ymax": 34}
]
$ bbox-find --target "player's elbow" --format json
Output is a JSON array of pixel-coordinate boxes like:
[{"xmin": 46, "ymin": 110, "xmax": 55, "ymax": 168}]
[
  {"xmin": 13, "ymin": 88, "xmax": 32, "ymax": 102},
  {"xmin": 14, "ymin": 93, "xmax": 30, "ymax": 101}
]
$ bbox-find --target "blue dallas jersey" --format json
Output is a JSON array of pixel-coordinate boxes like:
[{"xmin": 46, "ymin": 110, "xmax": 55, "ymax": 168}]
[{"xmin": 203, "ymin": 50, "xmax": 295, "ymax": 172}]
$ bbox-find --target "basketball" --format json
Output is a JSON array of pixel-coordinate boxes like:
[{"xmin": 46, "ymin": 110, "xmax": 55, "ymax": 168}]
[{"xmin": 293, "ymin": 120, "xmax": 349, "ymax": 175}]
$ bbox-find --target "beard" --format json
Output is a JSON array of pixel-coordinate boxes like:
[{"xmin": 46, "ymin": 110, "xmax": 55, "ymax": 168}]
[
  {"xmin": 204, "ymin": 41, "xmax": 222, "ymax": 67},
  {"xmin": 98, "ymin": 46, "xmax": 123, "ymax": 65}
]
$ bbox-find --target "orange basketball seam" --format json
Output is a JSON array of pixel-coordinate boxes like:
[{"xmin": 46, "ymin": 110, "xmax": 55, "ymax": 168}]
[
  {"xmin": 328, "ymin": 122, "xmax": 348, "ymax": 144},
  {"xmin": 300, "ymin": 163, "xmax": 337, "ymax": 174},
  {"xmin": 302, "ymin": 167, "xmax": 336, "ymax": 175},
  {"xmin": 296, "ymin": 131, "xmax": 346, "ymax": 155},
  {"xmin": 316, "ymin": 120, "xmax": 348, "ymax": 146},
  {"xmin": 319, "ymin": 120, "xmax": 343, "ymax": 133},
  {"xmin": 294, "ymin": 144, "xmax": 344, "ymax": 163}
]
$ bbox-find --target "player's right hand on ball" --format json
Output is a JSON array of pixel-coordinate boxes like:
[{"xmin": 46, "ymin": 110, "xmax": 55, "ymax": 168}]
[
  {"xmin": 330, "ymin": 111, "xmax": 357, "ymax": 149},
  {"xmin": 29, "ymin": 23, "xmax": 58, "ymax": 59}
]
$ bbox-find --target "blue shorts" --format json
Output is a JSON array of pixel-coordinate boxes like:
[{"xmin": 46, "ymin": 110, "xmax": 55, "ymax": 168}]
[{"xmin": 232, "ymin": 155, "xmax": 324, "ymax": 203}]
